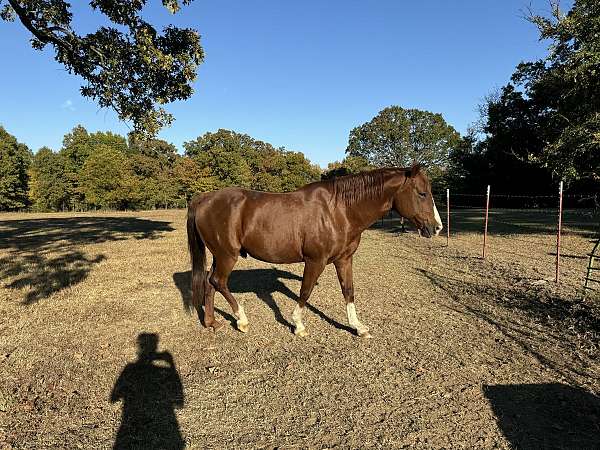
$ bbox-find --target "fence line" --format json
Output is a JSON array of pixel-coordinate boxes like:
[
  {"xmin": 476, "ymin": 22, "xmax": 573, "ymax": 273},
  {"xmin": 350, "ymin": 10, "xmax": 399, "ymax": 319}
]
[{"xmin": 436, "ymin": 183, "xmax": 600, "ymax": 286}]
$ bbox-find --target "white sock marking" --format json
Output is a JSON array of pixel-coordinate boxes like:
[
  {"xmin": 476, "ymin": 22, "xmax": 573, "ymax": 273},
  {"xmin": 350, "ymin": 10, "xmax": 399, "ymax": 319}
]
[
  {"xmin": 347, "ymin": 303, "xmax": 369, "ymax": 335},
  {"xmin": 236, "ymin": 303, "xmax": 248, "ymax": 326},
  {"xmin": 292, "ymin": 304, "xmax": 305, "ymax": 333}
]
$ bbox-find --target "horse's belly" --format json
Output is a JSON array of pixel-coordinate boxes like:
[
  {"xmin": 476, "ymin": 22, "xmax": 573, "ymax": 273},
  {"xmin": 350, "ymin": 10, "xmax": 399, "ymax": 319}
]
[{"xmin": 242, "ymin": 237, "xmax": 303, "ymax": 264}]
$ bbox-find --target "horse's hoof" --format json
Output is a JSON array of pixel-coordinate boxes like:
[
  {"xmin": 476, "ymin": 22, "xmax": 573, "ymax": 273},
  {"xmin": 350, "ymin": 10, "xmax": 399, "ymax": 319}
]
[
  {"xmin": 358, "ymin": 330, "xmax": 372, "ymax": 339},
  {"xmin": 237, "ymin": 321, "xmax": 249, "ymax": 333},
  {"xmin": 295, "ymin": 328, "xmax": 308, "ymax": 337},
  {"xmin": 206, "ymin": 319, "xmax": 225, "ymax": 331}
]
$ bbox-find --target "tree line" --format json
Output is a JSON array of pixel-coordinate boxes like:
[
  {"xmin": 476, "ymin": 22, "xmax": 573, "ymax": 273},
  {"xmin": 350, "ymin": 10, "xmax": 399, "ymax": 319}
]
[{"xmin": 0, "ymin": 126, "xmax": 321, "ymax": 211}]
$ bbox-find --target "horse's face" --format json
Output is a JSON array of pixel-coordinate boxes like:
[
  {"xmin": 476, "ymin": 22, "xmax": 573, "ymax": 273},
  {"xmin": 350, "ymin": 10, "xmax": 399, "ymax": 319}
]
[{"xmin": 392, "ymin": 165, "xmax": 443, "ymax": 238}]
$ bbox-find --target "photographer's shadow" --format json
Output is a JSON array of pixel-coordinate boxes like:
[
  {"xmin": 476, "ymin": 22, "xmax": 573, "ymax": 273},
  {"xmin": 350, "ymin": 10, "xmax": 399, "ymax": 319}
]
[
  {"xmin": 173, "ymin": 267, "xmax": 353, "ymax": 333},
  {"xmin": 111, "ymin": 333, "xmax": 184, "ymax": 450}
]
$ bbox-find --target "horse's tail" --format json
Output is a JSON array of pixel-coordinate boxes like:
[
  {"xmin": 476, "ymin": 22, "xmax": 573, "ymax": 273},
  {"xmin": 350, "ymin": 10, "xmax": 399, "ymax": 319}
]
[{"xmin": 187, "ymin": 197, "xmax": 206, "ymax": 314}]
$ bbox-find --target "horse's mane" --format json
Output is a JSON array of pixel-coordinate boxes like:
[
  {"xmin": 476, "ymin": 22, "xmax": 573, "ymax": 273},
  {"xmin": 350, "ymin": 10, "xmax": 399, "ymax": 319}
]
[{"xmin": 330, "ymin": 169, "xmax": 386, "ymax": 206}]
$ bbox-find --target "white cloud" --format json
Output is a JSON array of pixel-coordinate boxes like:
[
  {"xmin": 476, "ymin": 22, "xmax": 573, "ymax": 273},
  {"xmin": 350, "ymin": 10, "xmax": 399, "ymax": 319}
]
[{"xmin": 61, "ymin": 99, "xmax": 75, "ymax": 111}]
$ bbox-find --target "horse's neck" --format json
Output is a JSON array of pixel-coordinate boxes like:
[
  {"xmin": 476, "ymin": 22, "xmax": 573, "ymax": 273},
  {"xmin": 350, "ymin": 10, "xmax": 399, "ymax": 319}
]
[{"xmin": 343, "ymin": 169, "xmax": 406, "ymax": 232}]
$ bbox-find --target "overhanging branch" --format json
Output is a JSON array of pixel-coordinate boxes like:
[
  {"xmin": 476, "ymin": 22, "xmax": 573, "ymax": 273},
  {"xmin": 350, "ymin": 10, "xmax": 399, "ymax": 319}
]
[{"xmin": 7, "ymin": 0, "xmax": 74, "ymax": 52}]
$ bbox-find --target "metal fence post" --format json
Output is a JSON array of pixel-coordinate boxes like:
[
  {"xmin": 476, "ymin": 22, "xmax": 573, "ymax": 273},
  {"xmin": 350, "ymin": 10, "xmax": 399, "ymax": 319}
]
[
  {"xmin": 482, "ymin": 185, "xmax": 490, "ymax": 259},
  {"xmin": 555, "ymin": 181, "xmax": 564, "ymax": 283},
  {"xmin": 446, "ymin": 188, "xmax": 450, "ymax": 247}
]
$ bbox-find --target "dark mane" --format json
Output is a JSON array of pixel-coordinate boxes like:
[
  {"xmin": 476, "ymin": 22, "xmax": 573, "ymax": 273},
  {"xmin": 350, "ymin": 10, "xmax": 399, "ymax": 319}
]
[{"xmin": 330, "ymin": 169, "xmax": 385, "ymax": 206}]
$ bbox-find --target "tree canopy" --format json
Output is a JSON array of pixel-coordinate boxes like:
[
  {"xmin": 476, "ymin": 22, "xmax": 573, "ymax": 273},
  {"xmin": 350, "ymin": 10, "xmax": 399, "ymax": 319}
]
[
  {"xmin": 2, "ymin": 124, "xmax": 322, "ymax": 212},
  {"xmin": 29, "ymin": 146, "xmax": 70, "ymax": 211},
  {"xmin": 346, "ymin": 106, "xmax": 461, "ymax": 171},
  {"xmin": 468, "ymin": 0, "xmax": 600, "ymax": 190},
  {"xmin": 184, "ymin": 129, "xmax": 321, "ymax": 192},
  {"xmin": 321, "ymin": 156, "xmax": 373, "ymax": 180},
  {"xmin": 1, "ymin": 0, "xmax": 203, "ymax": 137},
  {"xmin": 0, "ymin": 126, "xmax": 31, "ymax": 210},
  {"xmin": 515, "ymin": 0, "xmax": 600, "ymax": 182}
]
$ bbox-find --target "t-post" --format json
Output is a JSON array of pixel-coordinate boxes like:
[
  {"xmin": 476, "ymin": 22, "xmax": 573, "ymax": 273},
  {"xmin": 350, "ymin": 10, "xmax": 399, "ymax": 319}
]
[
  {"xmin": 555, "ymin": 181, "xmax": 564, "ymax": 283},
  {"xmin": 482, "ymin": 185, "xmax": 490, "ymax": 259}
]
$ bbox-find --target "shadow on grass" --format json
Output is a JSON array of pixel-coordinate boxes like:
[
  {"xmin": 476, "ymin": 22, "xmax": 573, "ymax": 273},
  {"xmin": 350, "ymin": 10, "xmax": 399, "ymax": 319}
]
[
  {"xmin": 0, "ymin": 216, "xmax": 173, "ymax": 304},
  {"xmin": 484, "ymin": 383, "xmax": 600, "ymax": 449},
  {"xmin": 173, "ymin": 268, "xmax": 353, "ymax": 334},
  {"xmin": 0, "ymin": 217, "xmax": 173, "ymax": 252},
  {"xmin": 111, "ymin": 333, "xmax": 184, "ymax": 450},
  {"xmin": 418, "ymin": 266, "xmax": 600, "ymax": 383}
]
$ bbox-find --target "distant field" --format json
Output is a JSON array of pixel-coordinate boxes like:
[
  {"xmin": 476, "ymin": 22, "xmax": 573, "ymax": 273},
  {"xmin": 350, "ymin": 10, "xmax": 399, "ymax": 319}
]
[{"xmin": 1, "ymin": 209, "xmax": 599, "ymax": 449}]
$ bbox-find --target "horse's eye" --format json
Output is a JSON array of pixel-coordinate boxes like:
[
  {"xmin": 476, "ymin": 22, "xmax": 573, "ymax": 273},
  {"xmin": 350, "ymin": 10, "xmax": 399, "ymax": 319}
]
[{"xmin": 418, "ymin": 192, "xmax": 427, "ymax": 198}]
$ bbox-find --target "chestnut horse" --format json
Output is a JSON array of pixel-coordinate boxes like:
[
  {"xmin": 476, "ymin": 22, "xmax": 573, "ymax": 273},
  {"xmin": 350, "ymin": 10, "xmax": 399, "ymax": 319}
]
[{"xmin": 187, "ymin": 165, "xmax": 442, "ymax": 338}]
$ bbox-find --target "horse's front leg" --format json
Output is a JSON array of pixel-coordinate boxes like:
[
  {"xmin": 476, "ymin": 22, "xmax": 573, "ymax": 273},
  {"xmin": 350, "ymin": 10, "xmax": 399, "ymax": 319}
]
[
  {"xmin": 334, "ymin": 257, "xmax": 371, "ymax": 338},
  {"xmin": 292, "ymin": 259, "xmax": 326, "ymax": 337}
]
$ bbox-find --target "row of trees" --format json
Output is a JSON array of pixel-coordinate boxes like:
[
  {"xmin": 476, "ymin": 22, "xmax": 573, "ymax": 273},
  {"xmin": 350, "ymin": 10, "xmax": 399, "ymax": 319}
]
[{"xmin": 0, "ymin": 125, "xmax": 321, "ymax": 211}]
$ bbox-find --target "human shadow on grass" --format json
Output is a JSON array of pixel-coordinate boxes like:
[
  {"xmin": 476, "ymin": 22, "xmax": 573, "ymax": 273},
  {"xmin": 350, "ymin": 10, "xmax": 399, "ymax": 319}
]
[
  {"xmin": 484, "ymin": 383, "xmax": 600, "ymax": 449},
  {"xmin": 111, "ymin": 333, "xmax": 184, "ymax": 450},
  {"xmin": 0, "ymin": 217, "xmax": 173, "ymax": 304},
  {"xmin": 173, "ymin": 268, "xmax": 354, "ymax": 334}
]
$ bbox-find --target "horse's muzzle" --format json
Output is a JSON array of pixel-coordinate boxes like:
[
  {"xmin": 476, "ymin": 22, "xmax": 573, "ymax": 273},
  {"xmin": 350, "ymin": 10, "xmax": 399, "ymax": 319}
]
[
  {"xmin": 420, "ymin": 223, "xmax": 441, "ymax": 238},
  {"xmin": 420, "ymin": 226, "xmax": 432, "ymax": 238}
]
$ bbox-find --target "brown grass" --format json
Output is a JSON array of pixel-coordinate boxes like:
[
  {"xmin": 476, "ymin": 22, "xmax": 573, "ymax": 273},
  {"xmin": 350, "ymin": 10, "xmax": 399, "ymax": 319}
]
[{"xmin": 0, "ymin": 209, "xmax": 599, "ymax": 449}]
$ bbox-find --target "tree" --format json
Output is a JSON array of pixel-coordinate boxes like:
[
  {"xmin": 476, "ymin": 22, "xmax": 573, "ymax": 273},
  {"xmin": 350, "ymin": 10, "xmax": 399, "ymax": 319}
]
[
  {"xmin": 469, "ymin": 85, "xmax": 556, "ymax": 195},
  {"xmin": 29, "ymin": 146, "xmax": 70, "ymax": 211},
  {"xmin": 346, "ymin": 106, "xmax": 462, "ymax": 172},
  {"xmin": 57, "ymin": 126, "xmax": 133, "ymax": 209},
  {"xmin": 128, "ymin": 135, "xmax": 178, "ymax": 169},
  {"xmin": 184, "ymin": 129, "xmax": 254, "ymax": 188},
  {"xmin": 478, "ymin": 0, "xmax": 600, "ymax": 187},
  {"xmin": 172, "ymin": 156, "xmax": 219, "ymax": 200},
  {"xmin": 184, "ymin": 129, "xmax": 321, "ymax": 192},
  {"xmin": 279, "ymin": 151, "xmax": 321, "ymax": 192},
  {"xmin": 0, "ymin": 126, "xmax": 31, "ymax": 210},
  {"xmin": 322, "ymin": 156, "xmax": 372, "ymax": 180},
  {"xmin": 79, "ymin": 145, "xmax": 139, "ymax": 209},
  {"xmin": 1, "ymin": 0, "xmax": 203, "ymax": 136},
  {"xmin": 517, "ymin": 0, "xmax": 600, "ymax": 183},
  {"xmin": 60, "ymin": 125, "xmax": 92, "ymax": 173}
]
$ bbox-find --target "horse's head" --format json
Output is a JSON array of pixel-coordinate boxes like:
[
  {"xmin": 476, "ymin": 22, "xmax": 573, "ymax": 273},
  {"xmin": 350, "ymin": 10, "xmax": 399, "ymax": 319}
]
[{"xmin": 392, "ymin": 164, "xmax": 443, "ymax": 238}]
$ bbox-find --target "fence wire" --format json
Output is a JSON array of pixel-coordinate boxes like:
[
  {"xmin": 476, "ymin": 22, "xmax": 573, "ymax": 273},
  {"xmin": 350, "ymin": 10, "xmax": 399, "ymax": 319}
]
[{"xmin": 375, "ymin": 190, "xmax": 600, "ymax": 290}]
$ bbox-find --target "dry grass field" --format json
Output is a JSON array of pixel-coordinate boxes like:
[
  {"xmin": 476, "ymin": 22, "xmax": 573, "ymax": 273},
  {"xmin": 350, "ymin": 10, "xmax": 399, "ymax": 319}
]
[{"xmin": 1, "ymin": 208, "xmax": 599, "ymax": 449}]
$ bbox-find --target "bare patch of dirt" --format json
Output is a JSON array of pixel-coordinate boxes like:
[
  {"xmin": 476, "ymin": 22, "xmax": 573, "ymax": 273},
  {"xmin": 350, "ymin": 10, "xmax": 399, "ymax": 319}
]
[{"xmin": 1, "ymin": 210, "xmax": 598, "ymax": 449}]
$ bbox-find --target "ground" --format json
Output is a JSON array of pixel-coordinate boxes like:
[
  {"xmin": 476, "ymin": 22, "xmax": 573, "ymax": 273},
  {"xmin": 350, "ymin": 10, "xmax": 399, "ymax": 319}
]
[{"xmin": 0, "ymin": 209, "xmax": 599, "ymax": 449}]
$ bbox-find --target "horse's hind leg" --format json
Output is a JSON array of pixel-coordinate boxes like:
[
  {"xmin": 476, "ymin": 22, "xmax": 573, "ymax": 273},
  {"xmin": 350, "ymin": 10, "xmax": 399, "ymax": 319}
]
[
  {"xmin": 209, "ymin": 255, "xmax": 249, "ymax": 333},
  {"xmin": 201, "ymin": 261, "xmax": 217, "ymax": 328}
]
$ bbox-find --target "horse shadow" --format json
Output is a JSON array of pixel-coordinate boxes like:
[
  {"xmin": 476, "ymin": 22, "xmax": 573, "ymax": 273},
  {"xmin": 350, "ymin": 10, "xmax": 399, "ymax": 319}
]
[
  {"xmin": 172, "ymin": 268, "xmax": 353, "ymax": 334},
  {"xmin": 484, "ymin": 383, "xmax": 600, "ymax": 449},
  {"xmin": 110, "ymin": 333, "xmax": 184, "ymax": 450}
]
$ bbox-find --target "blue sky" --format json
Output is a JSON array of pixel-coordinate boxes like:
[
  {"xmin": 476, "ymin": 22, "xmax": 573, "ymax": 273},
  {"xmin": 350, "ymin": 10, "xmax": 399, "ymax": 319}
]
[{"xmin": 0, "ymin": 0, "xmax": 561, "ymax": 167}]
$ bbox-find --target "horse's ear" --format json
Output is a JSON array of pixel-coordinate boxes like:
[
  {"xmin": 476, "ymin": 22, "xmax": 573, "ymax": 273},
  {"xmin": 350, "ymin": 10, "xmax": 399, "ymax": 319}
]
[{"xmin": 409, "ymin": 163, "xmax": 421, "ymax": 178}]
